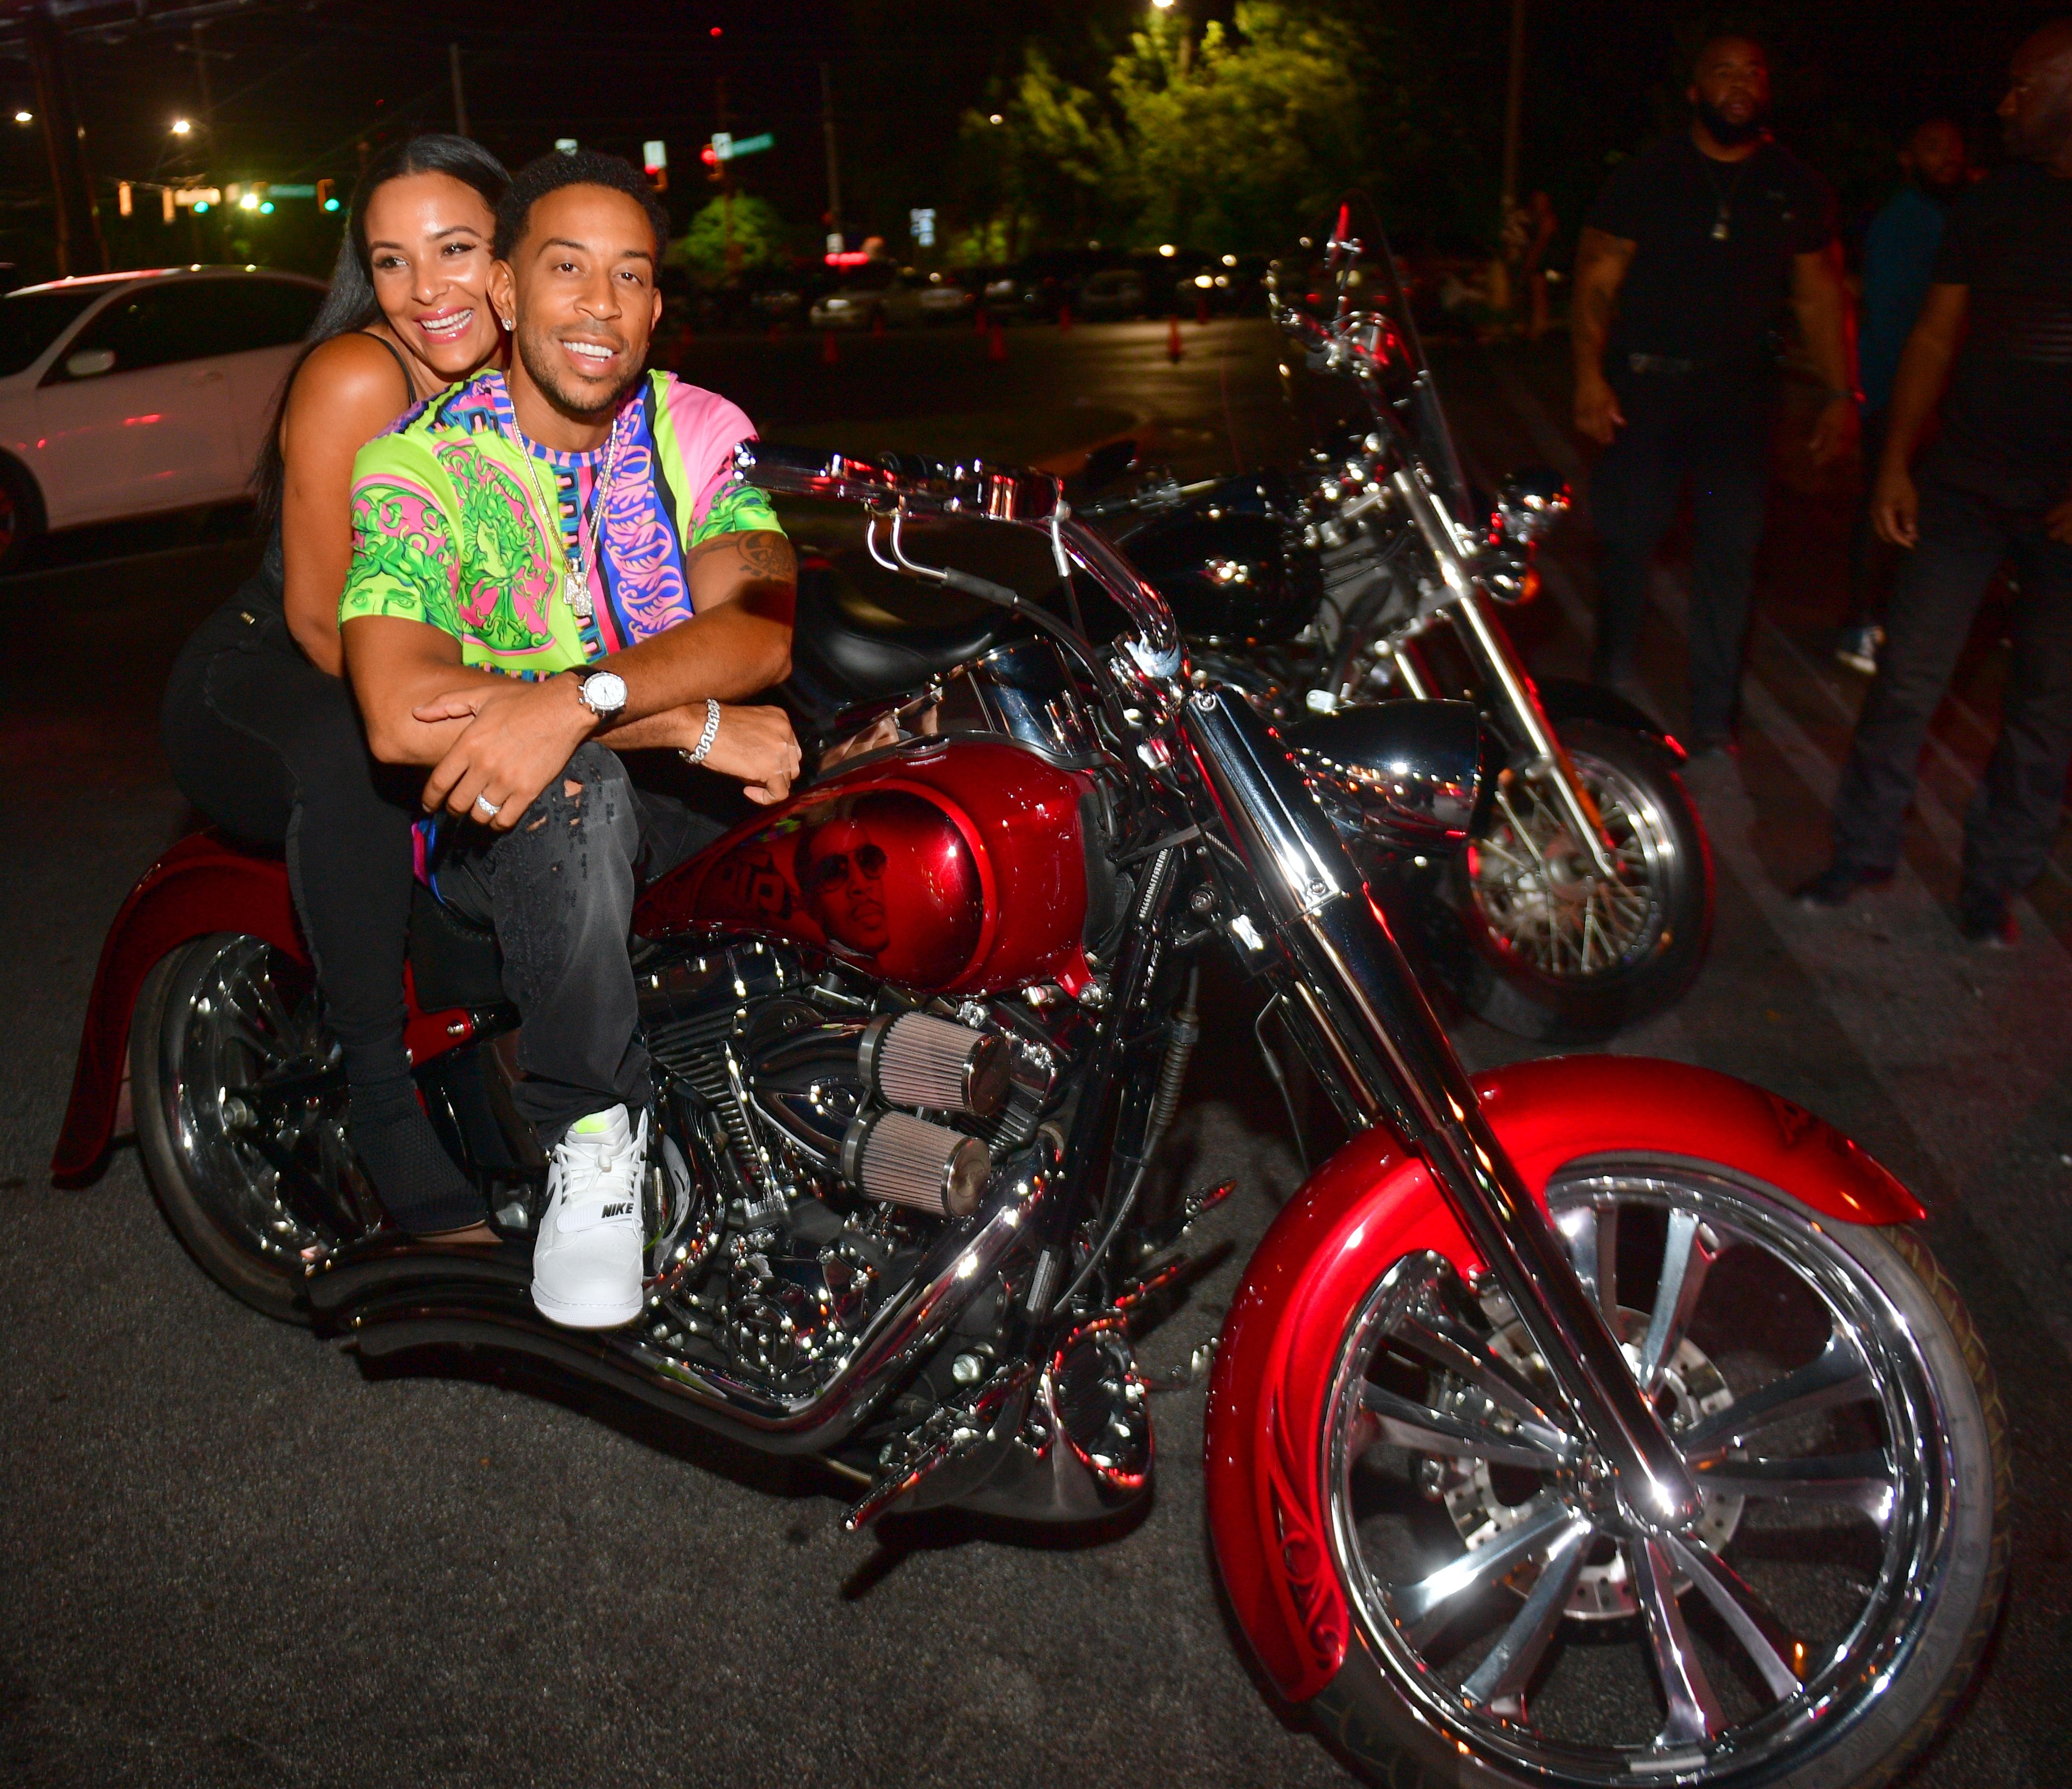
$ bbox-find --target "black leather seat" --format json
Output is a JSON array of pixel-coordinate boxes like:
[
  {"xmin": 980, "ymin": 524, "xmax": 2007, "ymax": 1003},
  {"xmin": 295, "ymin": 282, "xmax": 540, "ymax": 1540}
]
[{"xmin": 782, "ymin": 557, "xmax": 1000, "ymax": 723}]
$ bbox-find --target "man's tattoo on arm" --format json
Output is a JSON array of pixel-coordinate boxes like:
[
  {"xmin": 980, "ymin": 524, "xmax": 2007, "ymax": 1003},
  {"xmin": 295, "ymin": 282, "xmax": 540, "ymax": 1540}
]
[{"xmin": 688, "ymin": 528, "xmax": 796, "ymax": 586}]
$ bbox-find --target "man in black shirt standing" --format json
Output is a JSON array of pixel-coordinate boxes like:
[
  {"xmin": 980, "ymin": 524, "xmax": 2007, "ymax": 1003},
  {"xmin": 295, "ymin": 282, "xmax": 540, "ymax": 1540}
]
[
  {"xmin": 1802, "ymin": 19, "xmax": 2072, "ymax": 944},
  {"xmin": 1573, "ymin": 35, "xmax": 1854, "ymax": 753}
]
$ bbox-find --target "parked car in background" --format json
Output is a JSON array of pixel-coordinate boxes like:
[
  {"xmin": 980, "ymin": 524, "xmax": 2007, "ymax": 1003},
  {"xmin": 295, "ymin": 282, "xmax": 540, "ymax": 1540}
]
[
  {"xmin": 810, "ymin": 264, "xmax": 974, "ymax": 330},
  {"xmin": 1075, "ymin": 265, "xmax": 1149, "ymax": 320},
  {"xmin": 1171, "ymin": 254, "xmax": 1267, "ymax": 316},
  {"xmin": 0, "ymin": 264, "xmax": 326, "ymax": 569}
]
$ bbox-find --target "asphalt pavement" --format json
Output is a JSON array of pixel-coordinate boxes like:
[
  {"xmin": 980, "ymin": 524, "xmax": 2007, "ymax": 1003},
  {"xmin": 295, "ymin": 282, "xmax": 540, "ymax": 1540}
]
[{"xmin": 5, "ymin": 319, "xmax": 2072, "ymax": 1788}]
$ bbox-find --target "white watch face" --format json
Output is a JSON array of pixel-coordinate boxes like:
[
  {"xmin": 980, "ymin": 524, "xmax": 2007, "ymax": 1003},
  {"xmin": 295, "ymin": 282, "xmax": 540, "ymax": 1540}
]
[{"xmin": 582, "ymin": 671, "xmax": 627, "ymax": 714}]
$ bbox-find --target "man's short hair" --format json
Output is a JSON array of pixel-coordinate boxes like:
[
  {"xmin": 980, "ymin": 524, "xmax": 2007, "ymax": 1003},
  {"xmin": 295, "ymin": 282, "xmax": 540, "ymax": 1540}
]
[
  {"xmin": 493, "ymin": 149, "xmax": 670, "ymax": 262},
  {"xmin": 1691, "ymin": 32, "xmax": 1767, "ymax": 78}
]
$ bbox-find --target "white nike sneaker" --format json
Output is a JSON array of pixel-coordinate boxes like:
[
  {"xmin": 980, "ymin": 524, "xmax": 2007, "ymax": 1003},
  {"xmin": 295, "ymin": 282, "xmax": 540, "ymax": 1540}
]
[{"xmin": 531, "ymin": 1105, "xmax": 648, "ymax": 1329}]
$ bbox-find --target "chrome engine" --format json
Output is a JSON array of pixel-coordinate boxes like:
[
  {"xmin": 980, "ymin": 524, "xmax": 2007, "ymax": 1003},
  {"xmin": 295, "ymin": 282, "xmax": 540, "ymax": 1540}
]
[{"xmin": 633, "ymin": 941, "xmax": 1059, "ymax": 1401}]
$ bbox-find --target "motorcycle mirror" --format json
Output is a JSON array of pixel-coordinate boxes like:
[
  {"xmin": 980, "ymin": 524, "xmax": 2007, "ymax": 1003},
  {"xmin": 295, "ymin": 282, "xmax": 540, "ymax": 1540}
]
[
  {"xmin": 1493, "ymin": 466, "xmax": 1572, "ymax": 547},
  {"xmin": 1284, "ymin": 700, "xmax": 1495, "ymax": 854},
  {"xmin": 1075, "ymin": 437, "xmax": 1139, "ymax": 498}
]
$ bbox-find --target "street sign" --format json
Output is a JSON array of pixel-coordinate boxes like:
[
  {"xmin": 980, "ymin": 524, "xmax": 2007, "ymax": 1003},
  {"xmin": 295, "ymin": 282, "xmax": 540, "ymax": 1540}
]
[
  {"xmin": 708, "ymin": 131, "xmax": 773, "ymax": 164},
  {"xmin": 910, "ymin": 206, "xmax": 936, "ymax": 248},
  {"xmin": 269, "ymin": 184, "xmax": 316, "ymax": 198}
]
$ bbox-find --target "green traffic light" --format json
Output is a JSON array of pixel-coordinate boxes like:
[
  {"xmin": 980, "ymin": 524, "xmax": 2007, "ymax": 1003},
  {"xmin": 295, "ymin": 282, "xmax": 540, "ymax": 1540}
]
[
  {"xmin": 259, "ymin": 201, "xmax": 274, "ymax": 214},
  {"xmin": 324, "ymin": 198, "xmax": 340, "ymax": 212},
  {"xmin": 194, "ymin": 200, "xmax": 210, "ymax": 213}
]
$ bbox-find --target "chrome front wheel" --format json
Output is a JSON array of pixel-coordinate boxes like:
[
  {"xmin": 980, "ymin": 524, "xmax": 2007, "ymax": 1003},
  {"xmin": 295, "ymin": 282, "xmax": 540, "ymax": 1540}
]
[
  {"xmin": 1443, "ymin": 722, "xmax": 1713, "ymax": 1042},
  {"xmin": 1311, "ymin": 1165, "xmax": 2007, "ymax": 1789}
]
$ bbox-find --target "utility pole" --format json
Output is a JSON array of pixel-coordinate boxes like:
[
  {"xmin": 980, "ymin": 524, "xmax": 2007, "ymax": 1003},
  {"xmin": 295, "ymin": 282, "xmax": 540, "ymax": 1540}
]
[
  {"xmin": 21, "ymin": 3, "xmax": 103, "ymax": 276},
  {"xmin": 819, "ymin": 61, "xmax": 843, "ymax": 255},
  {"xmin": 714, "ymin": 73, "xmax": 738, "ymax": 276},
  {"xmin": 1499, "ymin": 0, "xmax": 1526, "ymax": 221},
  {"xmin": 1493, "ymin": 0, "xmax": 1528, "ymax": 317},
  {"xmin": 449, "ymin": 42, "xmax": 469, "ymax": 138},
  {"xmin": 193, "ymin": 19, "xmax": 218, "ymax": 141}
]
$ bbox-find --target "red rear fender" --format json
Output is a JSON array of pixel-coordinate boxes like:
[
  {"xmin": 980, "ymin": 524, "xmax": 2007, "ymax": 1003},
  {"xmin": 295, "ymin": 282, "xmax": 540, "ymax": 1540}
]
[
  {"xmin": 1203, "ymin": 1054, "xmax": 1924, "ymax": 1705},
  {"xmin": 52, "ymin": 834, "xmax": 303, "ymax": 1186}
]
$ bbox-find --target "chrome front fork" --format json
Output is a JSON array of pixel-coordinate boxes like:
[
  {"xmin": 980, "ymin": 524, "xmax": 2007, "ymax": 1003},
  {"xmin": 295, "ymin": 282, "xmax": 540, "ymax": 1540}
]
[
  {"xmin": 1388, "ymin": 467, "xmax": 1617, "ymax": 881},
  {"xmin": 1184, "ymin": 689, "xmax": 1702, "ymax": 1529}
]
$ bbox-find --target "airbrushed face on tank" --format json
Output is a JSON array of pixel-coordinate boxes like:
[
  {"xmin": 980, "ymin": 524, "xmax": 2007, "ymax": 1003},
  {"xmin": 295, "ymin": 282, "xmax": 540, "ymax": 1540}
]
[{"xmin": 691, "ymin": 788, "xmax": 986, "ymax": 986}]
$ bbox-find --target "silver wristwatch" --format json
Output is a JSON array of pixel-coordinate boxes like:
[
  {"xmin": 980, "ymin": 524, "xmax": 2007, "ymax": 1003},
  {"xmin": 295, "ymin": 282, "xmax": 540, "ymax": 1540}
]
[{"xmin": 573, "ymin": 667, "xmax": 627, "ymax": 721}]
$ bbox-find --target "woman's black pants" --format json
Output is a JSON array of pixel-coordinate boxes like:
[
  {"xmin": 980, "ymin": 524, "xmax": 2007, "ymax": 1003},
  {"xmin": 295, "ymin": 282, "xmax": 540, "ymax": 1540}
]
[{"xmin": 160, "ymin": 594, "xmax": 477, "ymax": 1231}]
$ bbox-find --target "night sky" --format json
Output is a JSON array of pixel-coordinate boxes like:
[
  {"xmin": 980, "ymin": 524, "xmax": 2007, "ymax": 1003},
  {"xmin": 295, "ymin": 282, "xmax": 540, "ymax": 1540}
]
[{"xmin": 0, "ymin": 0, "xmax": 2063, "ymax": 282}]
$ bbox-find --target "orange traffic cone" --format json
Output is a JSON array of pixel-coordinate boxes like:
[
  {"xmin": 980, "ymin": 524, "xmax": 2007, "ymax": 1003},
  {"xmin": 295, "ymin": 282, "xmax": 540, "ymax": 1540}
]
[
  {"xmin": 821, "ymin": 329, "xmax": 839, "ymax": 367},
  {"xmin": 1196, "ymin": 290, "xmax": 1211, "ymax": 325},
  {"xmin": 1166, "ymin": 316, "xmax": 1184, "ymax": 363},
  {"xmin": 1057, "ymin": 302, "xmax": 1073, "ymax": 333}
]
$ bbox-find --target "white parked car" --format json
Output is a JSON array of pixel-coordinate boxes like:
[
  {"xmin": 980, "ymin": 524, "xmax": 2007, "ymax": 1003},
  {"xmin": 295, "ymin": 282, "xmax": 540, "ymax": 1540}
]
[{"xmin": 0, "ymin": 265, "xmax": 326, "ymax": 567}]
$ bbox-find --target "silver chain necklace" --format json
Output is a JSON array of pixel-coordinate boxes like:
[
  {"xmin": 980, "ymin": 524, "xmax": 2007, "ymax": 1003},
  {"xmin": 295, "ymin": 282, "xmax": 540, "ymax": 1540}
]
[
  {"xmin": 511, "ymin": 403, "xmax": 625, "ymax": 624},
  {"xmin": 1700, "ymin": 150, "xmax": 1755, "ymax": 242}
]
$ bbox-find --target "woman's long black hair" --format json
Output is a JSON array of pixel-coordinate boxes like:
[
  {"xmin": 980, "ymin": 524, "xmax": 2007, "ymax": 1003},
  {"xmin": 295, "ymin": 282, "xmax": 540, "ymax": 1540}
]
[{"xmin": 252, "ymin": 133, "xmax": 509, "ymax": 525}]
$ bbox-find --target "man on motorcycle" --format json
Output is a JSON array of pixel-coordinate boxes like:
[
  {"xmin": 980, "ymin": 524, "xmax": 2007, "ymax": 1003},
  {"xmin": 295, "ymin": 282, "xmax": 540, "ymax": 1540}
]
[{"xmin": 337, "ymin": 150, "xmax": 800, "ymax": 1328}]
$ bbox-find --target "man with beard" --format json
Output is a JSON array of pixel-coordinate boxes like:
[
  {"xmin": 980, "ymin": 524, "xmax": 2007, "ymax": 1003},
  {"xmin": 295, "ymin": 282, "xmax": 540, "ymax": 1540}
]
[
  {"xmin": 1839, "ymin": 118, "xmax": 1973, "ymax": 674},
  {"xmin": 1802, "ymin": 21, "xmax": 2072, "ymax": 945},
  {"xmin": 339, "ymin": 151, "xmax": 801, "ymax": 1327},
  {"xmin": 797, "ymin": 814, "xmax": 891, "ymax": 958},
  {"xmin": 1573, "ymin": 34, "xmax": 1853, "ymax": 755}
]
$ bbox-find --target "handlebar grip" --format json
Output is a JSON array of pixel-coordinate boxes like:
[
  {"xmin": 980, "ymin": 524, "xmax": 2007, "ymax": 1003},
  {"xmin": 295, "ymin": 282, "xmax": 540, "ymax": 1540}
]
[{"xmin": 939, "ymin": 567, "xmax": 1023, "ymax": 610}]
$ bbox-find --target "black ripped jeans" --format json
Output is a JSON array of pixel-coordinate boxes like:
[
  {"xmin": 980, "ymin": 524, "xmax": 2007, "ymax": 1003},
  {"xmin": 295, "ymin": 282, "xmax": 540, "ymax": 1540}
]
[{"xmin": 429, "ymin": 742, "xmax": 720, "ymax": 1149}]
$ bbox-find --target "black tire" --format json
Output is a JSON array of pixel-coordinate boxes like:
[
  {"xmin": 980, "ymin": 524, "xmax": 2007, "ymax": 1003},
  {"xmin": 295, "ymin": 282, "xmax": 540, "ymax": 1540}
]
[
  {"xmin": 132, "ymin": 935, "xmax": 373, "ymax": 1322},
  {"xmin": 1304, "ymin": 1178, "xmax": 2010, "ymax": 1789},
  {"xmin": 1435, "ymin": 720, "xmax": 1712, "ymax": 1042},
  {"xmin": 0, "ymin": 451, "xmax": 46, "ymax": 573}
]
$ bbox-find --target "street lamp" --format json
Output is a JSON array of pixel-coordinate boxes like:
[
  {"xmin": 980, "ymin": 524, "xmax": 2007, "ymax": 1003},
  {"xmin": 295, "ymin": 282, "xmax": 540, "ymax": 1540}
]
[
  {"xmin": 171, "ymin": 118, "xmax": 192, "ymax": 136},
  {"xmin": 1152, "ymin": 0, "xmax": 1175, "ymax": 9},
  {"xmin": 12, "ymin": 110, "xmax": 29, "ymax": 125}
]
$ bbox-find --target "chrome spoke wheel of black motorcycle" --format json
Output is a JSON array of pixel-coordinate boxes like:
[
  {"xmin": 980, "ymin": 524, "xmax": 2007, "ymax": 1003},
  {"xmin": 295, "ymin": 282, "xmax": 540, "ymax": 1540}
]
[
  {"xmin": 132, "ymin": 933, "xmax": 373, "ymax": 1321},
  {"xmin": 1439, "ymin": 720, "xmax": 1713, "ymax": 1042},
  {"xmin": 1316, "ymin": 1165, "xmax": 2007, "ymax": 1789}
]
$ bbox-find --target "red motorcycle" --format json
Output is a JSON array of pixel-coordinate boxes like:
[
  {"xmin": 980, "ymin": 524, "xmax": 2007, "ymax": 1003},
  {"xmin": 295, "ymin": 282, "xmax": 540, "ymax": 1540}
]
[{"xmin": 54, "ymin": 444, "xmax": 2006, "ymax": 1789}]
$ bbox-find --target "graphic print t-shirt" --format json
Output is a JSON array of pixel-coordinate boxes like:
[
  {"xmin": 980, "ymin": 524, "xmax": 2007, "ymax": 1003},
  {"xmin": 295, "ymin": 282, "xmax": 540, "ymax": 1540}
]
[{"xmin": 339, "ymin": 367, "xmax": 783, "ymax": 674}]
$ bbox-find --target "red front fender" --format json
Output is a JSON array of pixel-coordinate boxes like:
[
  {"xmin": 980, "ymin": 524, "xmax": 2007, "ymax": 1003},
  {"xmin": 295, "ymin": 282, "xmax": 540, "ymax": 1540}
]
[{"xmin": 1202, "ymin": 1054, "xmax": 1924, "ymax": 1706}]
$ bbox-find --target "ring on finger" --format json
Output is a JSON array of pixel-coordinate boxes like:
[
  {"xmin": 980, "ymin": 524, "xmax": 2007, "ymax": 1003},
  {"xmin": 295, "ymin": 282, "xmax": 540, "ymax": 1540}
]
[{"xmin": 473, "ymin": 793, "xmax": 502, "ymax": 820}]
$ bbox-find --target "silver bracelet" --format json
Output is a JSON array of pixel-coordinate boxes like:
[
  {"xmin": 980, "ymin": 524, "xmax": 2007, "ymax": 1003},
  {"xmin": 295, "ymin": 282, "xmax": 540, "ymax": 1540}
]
[{"xmin": 679, "ymin": 698, "xmax": 721, "ymax": 766}]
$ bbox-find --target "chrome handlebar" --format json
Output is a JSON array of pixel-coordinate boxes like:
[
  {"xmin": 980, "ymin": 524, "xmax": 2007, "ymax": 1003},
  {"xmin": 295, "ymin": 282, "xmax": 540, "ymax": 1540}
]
[{"xmin": 734, "ymin": 439, "xmax": 1182, "ymax": 671}]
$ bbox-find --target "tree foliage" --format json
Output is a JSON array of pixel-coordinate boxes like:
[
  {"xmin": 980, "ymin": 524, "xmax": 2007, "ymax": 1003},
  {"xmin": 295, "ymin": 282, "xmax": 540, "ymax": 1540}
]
[
  {"xmin": 668, "ymin": 194, "xmax": 793, "ymax": 281},
  {"xmin": 961, "ymin": 1, "xmax": 1504, "ymax": 256}
]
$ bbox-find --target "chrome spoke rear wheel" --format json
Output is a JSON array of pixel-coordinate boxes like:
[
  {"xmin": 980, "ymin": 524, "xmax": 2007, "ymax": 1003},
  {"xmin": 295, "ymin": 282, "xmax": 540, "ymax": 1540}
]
[
  {"xmin": 1318, "ymin": 1166, "xmax": 2005, "ymax": 1786},
  {"xmin": 132, "ymin": 934, "xmax": 376, "ymax": 1320}
]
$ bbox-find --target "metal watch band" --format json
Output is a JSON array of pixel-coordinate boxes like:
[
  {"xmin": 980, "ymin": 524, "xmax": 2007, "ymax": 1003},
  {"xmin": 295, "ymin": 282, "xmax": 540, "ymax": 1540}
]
[{"xmin": 679, "ymin": 698, "xmax": 722, "ymax": 766}]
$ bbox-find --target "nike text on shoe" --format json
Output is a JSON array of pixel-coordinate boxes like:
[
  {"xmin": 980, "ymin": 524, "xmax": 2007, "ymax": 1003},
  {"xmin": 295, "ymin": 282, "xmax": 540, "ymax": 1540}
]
[{"xmin": 531, "ymin": 1105, "xmax": 648, "ymax": 1329}]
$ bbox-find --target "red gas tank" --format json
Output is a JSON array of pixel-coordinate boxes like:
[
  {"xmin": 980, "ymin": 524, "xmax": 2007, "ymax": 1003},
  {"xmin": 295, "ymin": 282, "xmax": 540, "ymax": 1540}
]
[{"xmin": 633, "ymin": 737, "xmax": 1097, "ymax": 996}]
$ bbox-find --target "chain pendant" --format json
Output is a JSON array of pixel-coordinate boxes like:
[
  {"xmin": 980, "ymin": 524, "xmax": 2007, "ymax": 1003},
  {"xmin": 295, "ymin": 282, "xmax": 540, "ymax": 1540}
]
[{"xmin": 567, "ymin": 569, "xmax": 592, "ymax": 621}]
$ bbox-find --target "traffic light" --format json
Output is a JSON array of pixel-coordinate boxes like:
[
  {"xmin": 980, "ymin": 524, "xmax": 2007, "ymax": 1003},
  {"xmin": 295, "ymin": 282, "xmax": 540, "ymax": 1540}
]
[
  {"xmin": 317, "ymin": 178, "xmax": 334, "ymax": 212},
  {"xmin": 643, "ymin": 140, "xmax": 668, "ymax": 193}
]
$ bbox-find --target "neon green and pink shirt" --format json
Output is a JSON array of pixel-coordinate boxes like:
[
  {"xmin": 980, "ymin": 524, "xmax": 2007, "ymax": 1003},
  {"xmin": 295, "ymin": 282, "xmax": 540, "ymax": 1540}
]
[{"xmin": 339, "ymin": 367, "xmax": 784, "ymax": 674}]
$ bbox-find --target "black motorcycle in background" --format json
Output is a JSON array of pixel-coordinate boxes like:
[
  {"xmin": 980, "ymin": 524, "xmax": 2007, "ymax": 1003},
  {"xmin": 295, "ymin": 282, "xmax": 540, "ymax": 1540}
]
[{"xmin": 1088, "ymin": 202, "xmax": 1712, "ymax": 1043}]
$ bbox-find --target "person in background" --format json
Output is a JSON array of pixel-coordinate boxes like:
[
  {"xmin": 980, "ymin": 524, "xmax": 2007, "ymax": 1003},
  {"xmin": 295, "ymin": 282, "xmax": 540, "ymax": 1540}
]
[
  {"xmin": 1800, "ymin": 21, "xmax": 2072, "ymax": 947},
  {"xmin": 1571, "ymin": 34, "xmax": 1854, "ymax": 756},
  {"xmin": 1838, "ymin": 118, "xmax": 1973, "ymax": 674},
  {"xmin": 160, "ymin": 135, "xmax": 510, "ymax": 1240},
  {"xmin": 1523, "ymin": 190, "xmax": 1560, "ymax": 342}
]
